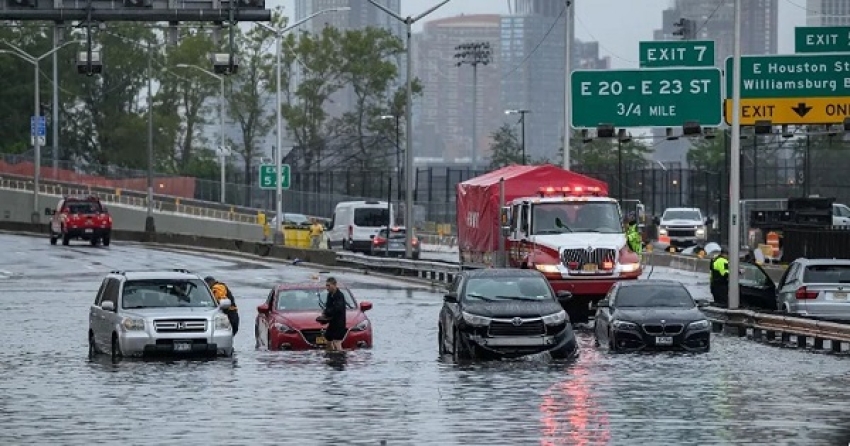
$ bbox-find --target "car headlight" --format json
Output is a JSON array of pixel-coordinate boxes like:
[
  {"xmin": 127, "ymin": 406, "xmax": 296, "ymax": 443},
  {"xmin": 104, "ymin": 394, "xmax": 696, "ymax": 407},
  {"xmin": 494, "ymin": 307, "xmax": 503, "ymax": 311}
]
[
  {"xmin": 696, "ymin": 226, "xmax": 706, "ymax": 236},
  {"xmin": 535, "ymin": 264, "xmax": 560, "ymax": 274},
  {"xmin": 542, "ymin": 310, "xmax": 567, "ymax": 326},
  {"xmin": 658, "ymin": 228, "xmax": 667, "ymax": 235},
  {"xmin": 273, "ymin": 322, "xmax": 295, "ymax": 333},
  {"xmin": 351, "ymin": 319, "xmax": 370, "ymax": 331},
  {"xmin": 620, "ymin": 262, "xmax": 641, "ymax": 273},
  {"xmin": 612, "ymin": 320, "xmax": 638, "ymax": 330},
  {"xmin": 215, "ymin": 314, "xmax": 231, "ymax": 331},
  {"xmin": 121, "ymin": 317, "xmax": 145, "ymax": 331},
  {"xmin": 688, "ymin": 319, "xmax": 710, "ymax": 330},
  {"xmin": 462, "ymin": 311, "xmax": 491, "ymax": 327}
]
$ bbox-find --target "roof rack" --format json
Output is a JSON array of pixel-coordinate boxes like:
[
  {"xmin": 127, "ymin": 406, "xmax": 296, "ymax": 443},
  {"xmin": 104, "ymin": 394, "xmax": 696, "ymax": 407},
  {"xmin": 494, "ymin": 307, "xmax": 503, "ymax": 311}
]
[
  {"xmin": 109, "ymin": 270, "xmax": 125, "ymax": 275},
  {"xmin": 172, "ymin": 269, "xmax": 192, "ymax": 274}
]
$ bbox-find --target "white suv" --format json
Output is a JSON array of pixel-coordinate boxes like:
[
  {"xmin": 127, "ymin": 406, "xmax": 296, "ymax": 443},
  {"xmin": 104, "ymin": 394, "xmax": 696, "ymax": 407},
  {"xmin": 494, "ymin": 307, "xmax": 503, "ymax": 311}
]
[{"xmin": 88, "ymin": 269, "xmax": 234, "ymax": 359}]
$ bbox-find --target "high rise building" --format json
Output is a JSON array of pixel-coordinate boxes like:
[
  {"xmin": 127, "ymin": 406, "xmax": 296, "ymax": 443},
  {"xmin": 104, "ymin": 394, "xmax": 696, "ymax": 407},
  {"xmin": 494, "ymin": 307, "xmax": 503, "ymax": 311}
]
[
  {"xmin": 500, "ymin": 2, "xmax": 609, "ymax": 162},
  {"xmin": 806, "ymin": 0, "xmax": 850, "ymax": 26},
  {"xmin": 413, "ymin": 15, "xmax": 503, "ymax": 161}
]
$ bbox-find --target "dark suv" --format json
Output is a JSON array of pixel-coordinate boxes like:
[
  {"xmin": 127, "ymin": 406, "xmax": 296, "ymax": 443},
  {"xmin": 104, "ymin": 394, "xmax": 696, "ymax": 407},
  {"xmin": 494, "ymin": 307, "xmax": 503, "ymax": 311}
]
[
  {"xmin": 438, "ymin": 269, "xmax": 577, "ymax": 360},
  {"xmin": 46, "ymin": 196, "xmax": 113, "ymax": 246}
]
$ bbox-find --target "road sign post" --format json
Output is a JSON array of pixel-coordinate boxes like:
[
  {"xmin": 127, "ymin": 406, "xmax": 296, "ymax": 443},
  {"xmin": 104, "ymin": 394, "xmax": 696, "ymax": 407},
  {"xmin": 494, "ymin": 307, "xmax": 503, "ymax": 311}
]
[
  {"xmin": 639, "ymin": 41, "xmax": 715, "ymax": 68},
  {"xmin": 724, "ymin": 54, "xmax": 850, "ymax": 125},
  {"xmin": 571, "ymin": 68, "xmax": 722, "ymax": 128},
  {"xmin": 259, "ymin": 164, "xmax": 291, "ymax": 190},
  {"xmin": 30, "ymin": 116, "xmax": 46, "ymax": 146},
  {"xmin": 795, "ymin": 26, "xmax": 850, "ymax": 53}
]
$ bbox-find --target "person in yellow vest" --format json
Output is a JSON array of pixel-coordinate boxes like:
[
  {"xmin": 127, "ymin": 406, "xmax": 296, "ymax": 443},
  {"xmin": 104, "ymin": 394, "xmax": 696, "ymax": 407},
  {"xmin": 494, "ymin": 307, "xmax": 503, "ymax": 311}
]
[
  {"xmin": 626, "ymin": 219, "xmax": 643, "ymax": 257},
  {"xmin": 310, "ymin": 218, "xmax": 324, "ymax": 249},
  {"xmin": 205, "ymin": 276, "xmax": 240, "ymax": 335},
  {"xmin": 710, "ymin": 248, "xmax": 729, "ymax": 308}
]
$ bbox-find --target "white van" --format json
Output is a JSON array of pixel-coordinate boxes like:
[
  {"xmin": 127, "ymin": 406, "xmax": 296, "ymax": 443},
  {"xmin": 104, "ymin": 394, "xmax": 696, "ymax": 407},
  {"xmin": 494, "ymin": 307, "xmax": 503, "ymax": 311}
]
[{"xmin": 328, "ymin": 201, "xmax": 394, "ymax": 253}]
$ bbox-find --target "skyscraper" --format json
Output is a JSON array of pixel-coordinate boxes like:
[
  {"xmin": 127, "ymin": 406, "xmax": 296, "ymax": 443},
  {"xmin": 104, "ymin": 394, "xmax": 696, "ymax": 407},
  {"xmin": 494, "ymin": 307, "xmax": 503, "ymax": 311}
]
[{"xmin": 806, "ymin": 0, "xmax": 850, "ymax": 26}]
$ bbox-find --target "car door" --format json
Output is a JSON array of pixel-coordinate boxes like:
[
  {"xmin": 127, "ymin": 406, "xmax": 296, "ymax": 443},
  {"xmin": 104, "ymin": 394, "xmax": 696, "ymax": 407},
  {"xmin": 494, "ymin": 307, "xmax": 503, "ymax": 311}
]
[
  {"xmin": 441, "ymin": 275, "xmax": 463, "ymax": 350},
  {"xmin": 256, "ymin": 289, "xmax": 276, "ymax": 347},
  {"xmin": 834, "ymin": 205, "xmax": 850, "ymax": 226},
  {"xmin": 738, "ymin": 262, "xmax": 776, "ymax": 311},
  {"xmin": 777, "ymin": 263, "xmax": 803, "ymax": 312},
  {"xmin": 99, "ymin": 279, "xmax": 121, "ymax": 340},
  {"xmin": 90, "ymin": 279, "xmax": 109, "ymax": 348},
  {"xmin": 50, "ymin": 199, "xmax": 64, "ymax": 233}
]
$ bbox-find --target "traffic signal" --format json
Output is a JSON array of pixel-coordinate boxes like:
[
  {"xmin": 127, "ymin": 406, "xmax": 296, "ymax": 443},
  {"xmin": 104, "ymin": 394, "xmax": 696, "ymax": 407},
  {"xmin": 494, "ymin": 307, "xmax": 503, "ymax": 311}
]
[
  {"xmin": 123, "ymin": 0, "xmax": 152, "ymax": 6},
  {"xmin": 211, "ymin": 52, "xmax": 238, "ymax": 75},
  {"xmin": 76, "ymin": 50, "xmax": 103, "ymax": 75},
  {"xmin": 6, "ymin": 0, "xmax": 37, "ymax": 7},
  {"xmin": 672, "ymin": 18, "xmax": 697, "ymax": 40},
  {"xmin": 237, "ymin": 0, "xmax": 265, "ymax": 8}
]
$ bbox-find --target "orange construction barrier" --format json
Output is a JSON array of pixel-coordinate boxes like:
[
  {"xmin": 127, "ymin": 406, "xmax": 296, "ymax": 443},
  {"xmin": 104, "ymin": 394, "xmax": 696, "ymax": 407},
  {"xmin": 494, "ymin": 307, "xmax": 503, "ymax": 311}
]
[
  {"xmin": 766, "ymin": 231, "xmax": 780, "ymax": 259},
  {"xmin": 658, "ymin": 234, "xmax": 670, "ymax": 245}
]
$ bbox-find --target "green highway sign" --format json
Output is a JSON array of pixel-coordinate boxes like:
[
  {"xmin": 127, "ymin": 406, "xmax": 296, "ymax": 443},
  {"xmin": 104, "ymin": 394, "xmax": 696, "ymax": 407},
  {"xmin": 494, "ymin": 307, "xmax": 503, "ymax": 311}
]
[
  {"xmin": 259, "ymin": 164, "xmax": 291, "ymax": 190},
  {"xmin": 725, "ymin": 54, "xmax": 850, "ymax": 98},
  {"xmin": 639, "ymin": 40, "xmax": 715, "ymax": 67},
  {"xmin": 795, "ymin": 26, "xmax": 850, "ymax": 53},
  {"xmin": 570, "ymin": 68, "xmax": 722, "ymax": 128}
]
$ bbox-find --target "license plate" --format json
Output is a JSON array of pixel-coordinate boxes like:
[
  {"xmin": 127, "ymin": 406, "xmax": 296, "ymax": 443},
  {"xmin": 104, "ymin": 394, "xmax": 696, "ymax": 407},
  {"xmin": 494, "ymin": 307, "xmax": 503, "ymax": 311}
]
[
  {"xmin": 582, "ymin": 264, "xmax": 597, "ymax": 272},
  {"xmin": 315, "ymin": 336, "xmax": 327, "ymax": 345},
  {"xmin": 174, "ymin": 342, "xmax": 191, "ymax": 352},
  {"xmin": 833, "ymin": 292, "xmax": 847, "ymax": 300},
  {"xmin": 389, "ymin": 243, "xmax": 404, "ymax": 249},
  {"xmin": 655, "ymin": 336, "xmax": 673, "ymax": 346},
  {"xmin": 84, "ymin": 228, "xmax": 93, "ymax": 233}
]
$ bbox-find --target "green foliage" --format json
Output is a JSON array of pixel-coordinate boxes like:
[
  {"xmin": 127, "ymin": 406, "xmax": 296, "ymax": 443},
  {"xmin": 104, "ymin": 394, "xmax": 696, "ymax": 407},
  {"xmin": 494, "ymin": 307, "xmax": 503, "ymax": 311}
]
[
  {"xmin": 563, "ymin": 131, "xmax": 653, "ymax": 171},
  {"xmin": 489, "ymin": 124, "xmax": 523, "ymax": 168},
  {"xmin": 686, "ymin": 131, "xmax": 726, "ymax": 171}
]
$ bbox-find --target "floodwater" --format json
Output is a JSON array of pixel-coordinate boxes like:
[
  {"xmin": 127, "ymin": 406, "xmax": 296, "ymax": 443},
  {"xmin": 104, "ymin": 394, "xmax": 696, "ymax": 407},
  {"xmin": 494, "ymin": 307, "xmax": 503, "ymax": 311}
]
[{"xmin": 0, "ymin": 233, "xmax": 848, "ymax": 445}]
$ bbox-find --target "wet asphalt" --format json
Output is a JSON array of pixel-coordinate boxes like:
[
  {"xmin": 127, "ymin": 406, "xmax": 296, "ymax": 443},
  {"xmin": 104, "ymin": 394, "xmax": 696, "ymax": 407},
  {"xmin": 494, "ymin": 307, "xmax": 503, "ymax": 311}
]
[{"xmin": 0, "ymin": 233, "xmax": 848, "ymax": 445}]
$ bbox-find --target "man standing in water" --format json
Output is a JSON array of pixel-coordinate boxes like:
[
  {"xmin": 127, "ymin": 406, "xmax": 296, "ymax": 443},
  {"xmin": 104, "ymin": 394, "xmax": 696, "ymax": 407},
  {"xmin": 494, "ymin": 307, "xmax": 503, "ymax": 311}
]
[{"xmin": 321, "ymin": 277, "xmax": 347, "ymax": 351}]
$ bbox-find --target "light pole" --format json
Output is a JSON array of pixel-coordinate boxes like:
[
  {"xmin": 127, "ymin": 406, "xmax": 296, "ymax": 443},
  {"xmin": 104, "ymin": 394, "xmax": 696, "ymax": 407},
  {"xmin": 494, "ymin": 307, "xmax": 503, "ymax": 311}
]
[
  {"xmin": 258, "ymin": 6, "xmax": 350, "ymax": 241},
  {"xmin": 454, "ymin": 41, "xmax": 491, "ymax": 169},
  {"xmin": 380, "ymin": 114, "xmax": 402, "ymax": 202},
  {"xmin": 728, "ymin": 0, "xmax": 743, "ymax": 310},
  {"xmin": 175, "ymin": 64, "xmax": 227, "ymax": 203},
  {"xmin": 505, "ymin": 109, "xmax": 530, "ymax": 165},
  {"xmin": 367, "ymin": 0, "xmax": 452, "ymax": 259},
  {"xmin": 563, "ymin": 0, "xmax": 574, "ymax": 170},
  {"xmin": 0, "ymin": 39, "xmax": 81, "ymax": 223}
]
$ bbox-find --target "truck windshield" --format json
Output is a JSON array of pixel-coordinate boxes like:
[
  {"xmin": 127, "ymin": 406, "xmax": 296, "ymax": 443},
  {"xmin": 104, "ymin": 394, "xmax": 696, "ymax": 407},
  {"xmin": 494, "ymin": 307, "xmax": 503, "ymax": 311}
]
[
  {"xmin": 532, "ymin": 202, "xmax": 622, "ymax": 234},
  {"xmin": 663, "ymin": 210, "xmax": 701, "ymax": 220}
]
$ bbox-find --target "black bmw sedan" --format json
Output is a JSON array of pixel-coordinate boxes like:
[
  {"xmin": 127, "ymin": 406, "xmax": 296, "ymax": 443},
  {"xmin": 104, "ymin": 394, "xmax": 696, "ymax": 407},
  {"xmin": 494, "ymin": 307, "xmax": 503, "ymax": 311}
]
[
  {"xmin": 438, "ymin": 269, "xmax": 577, "ymax": 360},
  {"xmin": 594, "ymin": 280, "xmax": 711, "ymax": 352}
]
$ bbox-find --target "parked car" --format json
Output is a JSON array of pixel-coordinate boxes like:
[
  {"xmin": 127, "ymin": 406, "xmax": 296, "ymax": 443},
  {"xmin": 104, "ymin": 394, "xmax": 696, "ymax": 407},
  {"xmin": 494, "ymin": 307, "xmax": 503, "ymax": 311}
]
[
  {"xmin": 45, "ymin": 195, "xmax": 113, "ymax": 246},
  {"xmin": 594, "ymin": 280, "xmax": 711, "ymax": 352},
  {"xmin": 255, "ymin": 283, "xmax": 373, "ymax": 350},
  {"xmin": 369, "ymin": 226, "xmax": 421, "ymax": 259},
  {"xmin": 438, "ymin": 269, "xmax": 577, "ymax": 360},
  {"xmin": 775, "ymin": 258, "xmax": 850, "ymax": 321},
  {"xmin": 88, "ymin": 269, "xmax": 234, "ymax": 359}
]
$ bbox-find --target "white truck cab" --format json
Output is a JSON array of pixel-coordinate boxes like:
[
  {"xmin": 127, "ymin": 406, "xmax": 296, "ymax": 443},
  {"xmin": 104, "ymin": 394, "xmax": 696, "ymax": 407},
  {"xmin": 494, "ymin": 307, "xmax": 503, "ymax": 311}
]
[{"xmin": 658, "ymin": 207, "xmax": 708, "ymax": 249}]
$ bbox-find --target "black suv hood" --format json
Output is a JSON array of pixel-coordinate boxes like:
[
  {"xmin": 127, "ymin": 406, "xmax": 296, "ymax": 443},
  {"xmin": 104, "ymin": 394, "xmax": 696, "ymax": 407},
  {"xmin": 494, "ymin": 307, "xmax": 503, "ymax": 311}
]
[
  {"xmin": 613, "ymin": 307, "xmax": 704, "ymax": 324},
  {"xmin": 463, "ymin": 300, "xmax": 563, "ymax": 319}
]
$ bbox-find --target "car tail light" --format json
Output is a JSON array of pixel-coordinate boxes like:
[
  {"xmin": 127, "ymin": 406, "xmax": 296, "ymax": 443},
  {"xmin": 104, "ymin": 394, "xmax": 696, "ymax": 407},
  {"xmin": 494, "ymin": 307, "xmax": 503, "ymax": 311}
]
[
  {"xmin": 373, "ymin": 236, "xmax": 386, "ymax": 245},
  {"xmin": 412, "ymin": 237, "xmax": 418, "ymax": 246},
  {"xmin": 348, "ymin": 225, "xmax": 353, "ymax": 239},
  {"xmin": 795, "ymin": 287, "xmax": 818, "ymax": 299}
]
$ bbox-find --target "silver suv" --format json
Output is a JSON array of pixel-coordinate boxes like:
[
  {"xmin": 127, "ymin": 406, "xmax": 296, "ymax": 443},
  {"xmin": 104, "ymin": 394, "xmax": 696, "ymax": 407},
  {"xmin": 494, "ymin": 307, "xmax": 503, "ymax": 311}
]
[
  {"xmin": 776, "ymin": 258, "xmax": 850, "ymax": 321},
  {"xmin": 88, "ymin": 269, "xmax": 234, "ymax": 359}
]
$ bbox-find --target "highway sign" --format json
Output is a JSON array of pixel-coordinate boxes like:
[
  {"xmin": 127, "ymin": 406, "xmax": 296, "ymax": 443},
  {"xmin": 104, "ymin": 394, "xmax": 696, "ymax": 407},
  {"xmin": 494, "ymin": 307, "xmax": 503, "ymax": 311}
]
[
  {"xmin": 724, "ymin": 98, "xmax": 850, "ymax": 126},
  {"xmin": 571, "ymin": 68, "xmax": 722, "ymax": 128},
  {"xmin": 30, "ymin": 116, "xmax": 46, "ymax": 137},
  {"xmin": 259, "ymin": 164, "xmax": 291, "ymax": 190},
  {"xmin": 639, "ymin": 40, "xmax": 715, "ymax": 68},
  {"xmin": 724, "ymin": 54, "xmax": 850, "ymax": 125},
  {"xmin": 795, "ymin": 26, "xmax": 850, "ymax": 53},
  {"xmin": 30, "ymin": 136, "xmax": 46, "ymax": 146}
]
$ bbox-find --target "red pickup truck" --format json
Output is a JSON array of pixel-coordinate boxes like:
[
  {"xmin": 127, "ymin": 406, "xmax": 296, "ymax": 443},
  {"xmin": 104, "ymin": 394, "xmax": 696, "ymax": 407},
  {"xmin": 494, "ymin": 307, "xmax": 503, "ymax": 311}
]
[{"xmin": 46, "ymin": 196, "xmax": 113, "ymax": 246}]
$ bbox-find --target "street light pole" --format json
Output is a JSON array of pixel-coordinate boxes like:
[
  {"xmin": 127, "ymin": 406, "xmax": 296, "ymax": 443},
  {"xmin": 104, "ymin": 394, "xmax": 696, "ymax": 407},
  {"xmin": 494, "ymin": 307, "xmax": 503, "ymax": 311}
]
[
  {"xmin": 454, "ymin": 41, "xmax": 491, "ymax": 169},
  {"xmin": 258, "ymin": 6, "xmax": 350, "ymax": 242},
  {"xmin": 728, "ymin": 0, "xmax": 743, "ymax": 309},
  {"xmin": 505, "ymin": 109, "xmax": 530, "ymax": 165},
  {"xmin": 52, "ymin": 26, "xmax": 60, "ymax": 175},
  {"xmin": 380, "ymin": 114, "xmax": 402, "ymax": 202},
  {"xmin": 146, "ymin": 40, "xmax": 155, "ymax": 234},
  {"xmin": 368, "ymin": 0, "xmax": 452, "ymax": 259},
  {"xmin": 175, "ymin": 64, "xmax": 227, "ymax": 203},
  {"xmin": 563, "ymin": 0, "xmax": 574, "ymax": 170},
  {"xmin": 0, "ymin": 39, "xmax": 81, "ymax": 224}
]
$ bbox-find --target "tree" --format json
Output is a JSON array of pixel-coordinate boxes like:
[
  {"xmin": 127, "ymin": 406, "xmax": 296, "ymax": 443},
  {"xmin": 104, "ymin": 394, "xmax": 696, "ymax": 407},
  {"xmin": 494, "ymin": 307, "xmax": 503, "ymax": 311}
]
[
  {"xmin": 566, "ymin": 130, "xmax": 653, "ymax": 172},
  {"xmin": 489, "ymin": 124, "xmax": 523, "ymax": 168}
]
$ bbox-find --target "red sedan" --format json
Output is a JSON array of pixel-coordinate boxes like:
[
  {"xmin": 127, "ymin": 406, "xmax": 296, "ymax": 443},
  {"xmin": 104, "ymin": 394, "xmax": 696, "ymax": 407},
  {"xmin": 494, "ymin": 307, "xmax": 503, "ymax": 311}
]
[{"xmin": 255, "ymin": 283, "xmax": 373, "ymax": 351}]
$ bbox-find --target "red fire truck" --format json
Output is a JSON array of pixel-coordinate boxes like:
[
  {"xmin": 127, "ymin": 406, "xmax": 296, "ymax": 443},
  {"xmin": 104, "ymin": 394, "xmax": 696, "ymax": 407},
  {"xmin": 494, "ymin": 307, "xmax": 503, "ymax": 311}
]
[{"xmin": 456, "ymin": 164, "xmax": 643, "ymax": 323}]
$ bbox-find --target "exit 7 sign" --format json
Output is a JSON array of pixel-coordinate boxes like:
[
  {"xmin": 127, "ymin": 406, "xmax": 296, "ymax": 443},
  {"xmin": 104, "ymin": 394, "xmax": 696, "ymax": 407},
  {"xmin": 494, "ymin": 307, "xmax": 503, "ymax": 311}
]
[
  {"xmin": 639, "ymin": 41, "xmax": 715, "ymax": 68},
  {"xmin": 259, "ymin": 164, "xmax": 291, "ymax": 190}
]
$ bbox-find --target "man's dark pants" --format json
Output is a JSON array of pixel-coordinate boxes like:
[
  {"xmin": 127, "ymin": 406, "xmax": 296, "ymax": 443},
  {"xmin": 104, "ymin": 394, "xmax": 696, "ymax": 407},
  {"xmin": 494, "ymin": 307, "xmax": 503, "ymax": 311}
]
[
  {"xmin": 711, "ymin": 284, "xmax": 729, "ymax": 308},
  {"xmin": 227, "ymin": 311, "xmax": 240, "ymax": 335}
]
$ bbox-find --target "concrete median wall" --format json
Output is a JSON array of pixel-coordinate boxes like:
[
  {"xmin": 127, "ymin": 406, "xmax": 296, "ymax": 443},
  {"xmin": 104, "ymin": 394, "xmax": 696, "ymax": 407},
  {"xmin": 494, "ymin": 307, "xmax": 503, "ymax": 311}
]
[
  {"xmin": 645, "ymin": 251, "xmax": 786, "ymax": 283},
  {"xmin": 0, "ymin": 188, "xmax": 264, "ymax": 241}
]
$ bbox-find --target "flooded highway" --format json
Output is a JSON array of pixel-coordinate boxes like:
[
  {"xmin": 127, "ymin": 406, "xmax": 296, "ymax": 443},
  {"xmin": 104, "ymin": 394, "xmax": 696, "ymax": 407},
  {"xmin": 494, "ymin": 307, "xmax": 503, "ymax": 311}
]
[{"xmin": 1, "ymin": 233, "xmax": 849, "ymax": 445}]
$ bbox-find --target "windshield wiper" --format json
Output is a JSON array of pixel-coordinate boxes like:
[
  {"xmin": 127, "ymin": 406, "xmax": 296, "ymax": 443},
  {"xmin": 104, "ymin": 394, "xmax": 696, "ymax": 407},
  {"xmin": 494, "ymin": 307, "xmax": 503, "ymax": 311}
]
[
  {"xmin": 535, "ymin": 229, "xmax": 568, "ymax": 235},
  {"xmin": 466, "ymin": 293, "xmax": 498, "ymax": 302},
  {"xmin": 123, "ymin": 305, "xmax": 148, "ymax": 309},
  {"xmin": 495, "ymin": 295, "xmax": 543, "ymax": 301}
]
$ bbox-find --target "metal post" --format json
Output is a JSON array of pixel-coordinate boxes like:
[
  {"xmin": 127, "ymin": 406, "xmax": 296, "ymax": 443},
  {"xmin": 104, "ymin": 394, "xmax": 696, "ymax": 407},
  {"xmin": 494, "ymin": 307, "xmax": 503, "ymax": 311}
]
[
  {"xmin": 219, "ymin": 76, "xmax": 226, "ymax": 203},
  {"xmin": 395, "ymin": 115, "xmax": 402, "ymax": 202},
  {"xmin": 804, "ymin": 135, "xmax": 810, "ymax": 196},
  {"xmin": 404, "ymin": 20, "xmax": 414, "ymax": 258},
  {"xmin": 498, "ymin": 177, "xmax": 506, "ymax": 267},
  {"xmin": 520, "ymin": 112, "xmax": 526, "ymax": 165},
  {"xmin": 728, "ymin": 0, "xmax": 743, "ymax": 310},
  {"xmin": 563, "ymin": 0, "xmax": 573, "ymax": 170},
  {"xmin": 471, "ymin": 62, "xmax": 478, "ymax": 168},
  {"xmin": 145, "ymin": 41, "xmax": 155, "ymax": 234},
  {"xmin": 617, "ymin": 139, "xmax": 623, "ymax": 199},
  {"xmin": 52, "ymin": 25, "xmax": 60, "ymax": 175},
  {"xmin": 32, "ymin": 61, "xmax": 41, "ymax": 223},
  {"xmin": 275, "ymin": 35, "xmax": 283, "ymax": 244},
  {"xmin": 386, "ymin": 176, "xmax": 391, "ymax": 256}
]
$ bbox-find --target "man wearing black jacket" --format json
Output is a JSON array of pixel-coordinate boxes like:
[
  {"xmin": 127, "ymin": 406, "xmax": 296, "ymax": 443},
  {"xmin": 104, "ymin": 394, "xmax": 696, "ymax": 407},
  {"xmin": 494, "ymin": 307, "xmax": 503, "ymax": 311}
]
[{"xmin": 322, "ymin": 277, "xmax": 348, "ymax": 351}]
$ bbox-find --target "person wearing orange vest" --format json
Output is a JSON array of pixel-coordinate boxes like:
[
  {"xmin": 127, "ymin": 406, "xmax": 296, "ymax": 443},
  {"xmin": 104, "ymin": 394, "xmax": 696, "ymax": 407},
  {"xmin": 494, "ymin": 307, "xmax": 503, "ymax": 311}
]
[{"xmin": 205, "ymin": 276, "xmax": 240, "ymax": 335}]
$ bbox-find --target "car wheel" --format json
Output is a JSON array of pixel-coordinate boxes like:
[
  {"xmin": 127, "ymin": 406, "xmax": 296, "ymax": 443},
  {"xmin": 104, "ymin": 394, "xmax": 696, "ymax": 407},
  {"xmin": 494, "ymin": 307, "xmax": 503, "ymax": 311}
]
[
  {"xmin": 111, "ymin": 333, "xmax": 122, "ymax": 362},
  {"xmin": 608, "ymin": 330, "xmax": 617, "ymax": 352},
  {"xmin": 342, "ymin": 239, "xmax": 348, "ymax": 251},
  {"xmin": 88, "ymin": 331, "xmax": 99, "ymax": 356},
  {"xmin": 62, "ymin": 230, "xmax": 70, "ymax": 246},
  {"xmin": 103, "ymin": 236, "xmax": 111, "ymax": 247},
  {"xmin": 550, "ymin": 343, "xmax": 574, "ymax": 359},
  {"xmin": 438, "ymin": 325, "xmax": 447, "ymax": 355},
  {"xmin": 452, "ymin": 328, "xmax": 473, "ymax": 360},
  {"xmin": 90, "ymin": 237, "xmax": 99, "ymax": 246},
  {"xmin": 412, "ymin": 253, "xmax": 421, "ymax": 260}
]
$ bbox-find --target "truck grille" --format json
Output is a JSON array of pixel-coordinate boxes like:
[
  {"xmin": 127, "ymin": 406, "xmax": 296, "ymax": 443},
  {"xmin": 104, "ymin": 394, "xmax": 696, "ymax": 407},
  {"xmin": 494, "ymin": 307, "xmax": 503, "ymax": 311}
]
[
  {"xmin": 488, "ymin": 319, "xmax": 546, "ymax": 337},
  {"xmin": 642, "ymin": 324, "xmax": 684, "ymax": 336},
  {"xmin": 666, "ymin": 228, "xmax": 696, "ymax": 237},
  {"xmin": 561, "ymin": 248, "xmax": 617, "ymax": 270},
  {"xmin": 154, "ymin": 319, "xmax": 208, "ymax": 333}
]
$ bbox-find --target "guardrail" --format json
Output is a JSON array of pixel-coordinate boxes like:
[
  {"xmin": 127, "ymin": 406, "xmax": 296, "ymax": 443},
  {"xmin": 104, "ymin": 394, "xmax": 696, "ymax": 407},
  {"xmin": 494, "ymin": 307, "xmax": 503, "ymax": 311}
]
[
  {"xmin": 703, "ymin": 307, "xmax": 850, "ymax": 353},
  {"xmin": 335, "ymin": 252, "xmax": 461, "ymax": 283}
]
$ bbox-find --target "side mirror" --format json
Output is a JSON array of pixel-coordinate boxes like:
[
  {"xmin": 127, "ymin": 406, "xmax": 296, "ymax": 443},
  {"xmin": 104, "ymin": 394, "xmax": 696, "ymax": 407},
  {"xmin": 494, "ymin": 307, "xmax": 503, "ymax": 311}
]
[
  {"xmin": 101, "ymin": 301, "xmax": 115, "ymax": 311},
  {"xmin": 257, "ymin": 303, "xmax": 270, "ymax": 314},
  {"xmin": 359, "ymin": 301, "xmax": 373, "ymax": 312},
  {"xmin": 597, "ymin": 299, "xmax": 609, "ymax": 308},
  {"xmin": 370, "ymin": 234, "xmax": 375, "ymax": 239},
  {"xmin": 705, "ymin": 218, "xmax": 713, "ymax": 226},
  {"xmin": 556, "ymin": 290, "xmax": 573, "ymax": 301},
  {"xmin": 219, "ymin": 298, "xmax": 232, "ymax": 310},
  {"xmin": 696, "ymin": 299, "xmax": 710, "ymax": 308},
  {"xmin": 443, "ymin": 293, "xmax": 458, "ymax": 303}
]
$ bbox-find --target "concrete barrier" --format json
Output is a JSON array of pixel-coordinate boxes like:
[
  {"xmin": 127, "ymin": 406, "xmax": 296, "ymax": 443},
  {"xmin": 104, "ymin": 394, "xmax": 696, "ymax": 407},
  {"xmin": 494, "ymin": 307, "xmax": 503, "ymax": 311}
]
[
  {"xmin": 0, "ymin": 188, "xmax": 264, "ymax": 242},
  {"xmin": 644, "ymin": 251, "xmax": 786, "ymax": 282}
]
